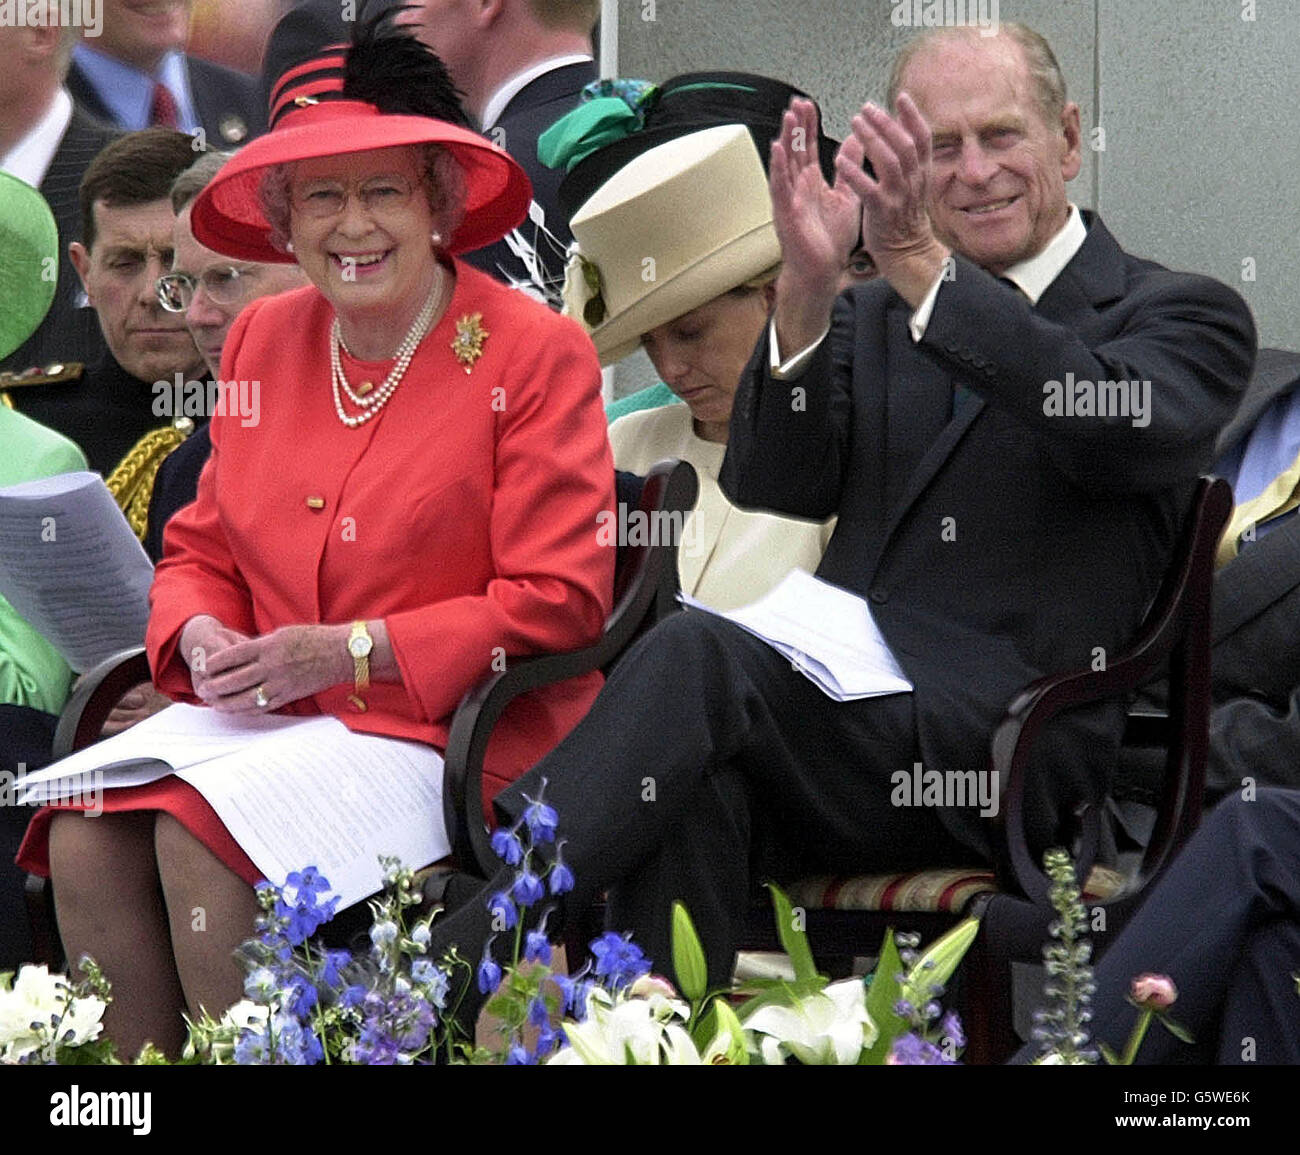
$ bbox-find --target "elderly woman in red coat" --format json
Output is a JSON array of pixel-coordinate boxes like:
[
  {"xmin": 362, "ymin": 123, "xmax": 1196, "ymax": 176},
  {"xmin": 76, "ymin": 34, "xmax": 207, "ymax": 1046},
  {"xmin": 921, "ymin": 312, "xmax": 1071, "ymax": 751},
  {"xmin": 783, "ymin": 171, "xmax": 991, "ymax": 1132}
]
[{"xmin": 21, "ymin": 12, "xmax": 613, "ymax": 1056}]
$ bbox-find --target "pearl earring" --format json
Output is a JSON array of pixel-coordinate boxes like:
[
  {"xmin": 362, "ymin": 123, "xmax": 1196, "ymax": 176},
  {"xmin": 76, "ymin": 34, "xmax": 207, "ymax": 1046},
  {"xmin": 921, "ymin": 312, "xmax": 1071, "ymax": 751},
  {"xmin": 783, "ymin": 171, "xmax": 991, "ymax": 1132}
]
[
  {"xmin": 430, "ymin": 232, "xmax": 442, "ymax": 246},
  {"xmin": 285, "ymin": 241, "xmax": 295, "ymax": 253}
]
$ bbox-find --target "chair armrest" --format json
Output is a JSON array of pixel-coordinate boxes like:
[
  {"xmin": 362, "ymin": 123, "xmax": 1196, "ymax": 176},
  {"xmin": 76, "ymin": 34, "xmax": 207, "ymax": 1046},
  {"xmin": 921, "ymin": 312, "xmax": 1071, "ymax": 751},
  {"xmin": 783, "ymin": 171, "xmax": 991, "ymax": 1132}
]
[
  {"xmin": 442, "ymin": 458, "xmax": 699, "ymax": 875},
  {"xmin": 52, "ymin": 647, "xmax": 152, "ymax": 757},
  {"xmin": 989, "ymin": 477, "xmax": 1230, "ymax": 904},
  {"xmin": 444, "ymin": 643, "xmax": 614, "ymax": 873}
]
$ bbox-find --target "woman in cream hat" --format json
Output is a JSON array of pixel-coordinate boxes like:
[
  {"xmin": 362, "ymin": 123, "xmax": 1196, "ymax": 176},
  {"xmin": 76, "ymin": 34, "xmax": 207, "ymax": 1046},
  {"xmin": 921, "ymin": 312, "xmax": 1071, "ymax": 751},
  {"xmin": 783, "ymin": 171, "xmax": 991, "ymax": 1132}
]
[{"xmin": 545, "ymin": 81, "xmax": 875, "ymax": 609}]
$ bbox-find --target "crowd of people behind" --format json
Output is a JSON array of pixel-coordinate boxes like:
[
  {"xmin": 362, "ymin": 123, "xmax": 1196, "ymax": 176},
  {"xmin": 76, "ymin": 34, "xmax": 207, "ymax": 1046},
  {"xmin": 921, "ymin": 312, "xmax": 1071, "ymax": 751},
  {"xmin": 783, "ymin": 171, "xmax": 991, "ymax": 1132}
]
[{"xmin": 0, "ymin": 0, "xmax": 1297, "ymax": 1064}]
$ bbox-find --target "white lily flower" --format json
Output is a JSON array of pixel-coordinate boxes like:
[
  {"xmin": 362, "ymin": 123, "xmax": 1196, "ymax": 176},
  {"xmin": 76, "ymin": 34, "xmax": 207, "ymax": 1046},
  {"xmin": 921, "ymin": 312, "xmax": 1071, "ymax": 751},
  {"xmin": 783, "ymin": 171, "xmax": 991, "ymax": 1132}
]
[
  {"xmin": 744, "ymin": 978, "xmax": 877, "ymax": 1065},
  {"xmin": 549, "ymin": 985, "xmax": 722, "ymax": 1065},
  {"xmin": 0, "ymin": 965, "xmax": 106, "ymax": 1062}
]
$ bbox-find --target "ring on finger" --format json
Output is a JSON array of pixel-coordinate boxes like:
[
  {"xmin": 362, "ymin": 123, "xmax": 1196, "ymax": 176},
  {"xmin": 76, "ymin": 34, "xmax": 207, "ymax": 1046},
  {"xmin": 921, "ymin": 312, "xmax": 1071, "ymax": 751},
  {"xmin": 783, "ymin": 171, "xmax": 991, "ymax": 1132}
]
[{"xmin": 253, "ymin": 684, "xmax": 270, "ymax": 709}]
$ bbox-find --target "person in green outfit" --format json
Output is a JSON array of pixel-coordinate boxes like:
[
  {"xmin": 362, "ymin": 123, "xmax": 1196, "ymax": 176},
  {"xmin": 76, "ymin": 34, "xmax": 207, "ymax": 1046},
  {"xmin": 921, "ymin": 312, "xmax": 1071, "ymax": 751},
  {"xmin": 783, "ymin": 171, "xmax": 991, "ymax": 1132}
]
[{"xmin": 0, "ymin": 168, "xmax": 91, "ymax": 967}]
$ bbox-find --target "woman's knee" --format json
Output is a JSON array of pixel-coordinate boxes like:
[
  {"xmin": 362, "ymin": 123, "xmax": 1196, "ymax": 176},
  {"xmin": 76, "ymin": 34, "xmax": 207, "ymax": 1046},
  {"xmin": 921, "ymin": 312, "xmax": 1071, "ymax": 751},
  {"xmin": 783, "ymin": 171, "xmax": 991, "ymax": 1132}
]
[{"xmin": 48, "ymin": 810, "xmax": 158, "ymax": 891}]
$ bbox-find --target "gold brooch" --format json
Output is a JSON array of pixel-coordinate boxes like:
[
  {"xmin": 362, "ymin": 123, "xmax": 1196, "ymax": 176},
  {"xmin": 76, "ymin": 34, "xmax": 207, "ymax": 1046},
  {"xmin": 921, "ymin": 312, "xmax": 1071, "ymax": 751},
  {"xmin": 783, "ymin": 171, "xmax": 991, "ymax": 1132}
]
[
  {"xmin": 293, "ymin": 95, "xmax": 319, "ymax": 108},
  {"xmin": 452, "ymin": 313, "xmax": 489, "ymax": 374}
]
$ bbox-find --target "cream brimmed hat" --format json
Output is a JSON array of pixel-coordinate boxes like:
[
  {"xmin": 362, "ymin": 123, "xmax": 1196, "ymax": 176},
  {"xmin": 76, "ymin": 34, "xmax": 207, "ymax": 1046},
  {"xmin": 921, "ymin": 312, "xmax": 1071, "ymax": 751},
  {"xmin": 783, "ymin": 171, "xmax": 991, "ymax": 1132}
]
[{"xmin": 562, "ymin": 124, "xmax": 779, "ymax": 365}]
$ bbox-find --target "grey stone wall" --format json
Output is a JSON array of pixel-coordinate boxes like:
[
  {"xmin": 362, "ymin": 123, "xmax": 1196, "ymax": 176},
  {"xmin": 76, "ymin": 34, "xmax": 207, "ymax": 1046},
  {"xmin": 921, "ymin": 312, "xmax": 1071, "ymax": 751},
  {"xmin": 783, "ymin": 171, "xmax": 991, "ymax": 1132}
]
[{"xmin": 607, "ymin": 0, "xmax": 1289, "ymax": 392}]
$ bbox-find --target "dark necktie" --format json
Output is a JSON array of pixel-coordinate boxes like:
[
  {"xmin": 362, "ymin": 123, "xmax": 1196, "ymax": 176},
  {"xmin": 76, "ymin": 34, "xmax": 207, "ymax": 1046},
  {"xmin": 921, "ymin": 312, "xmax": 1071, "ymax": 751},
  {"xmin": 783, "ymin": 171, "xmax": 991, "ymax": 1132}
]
[{"xmin": 150, "ymin": 82, "xmax": 179, "ymax": 128}]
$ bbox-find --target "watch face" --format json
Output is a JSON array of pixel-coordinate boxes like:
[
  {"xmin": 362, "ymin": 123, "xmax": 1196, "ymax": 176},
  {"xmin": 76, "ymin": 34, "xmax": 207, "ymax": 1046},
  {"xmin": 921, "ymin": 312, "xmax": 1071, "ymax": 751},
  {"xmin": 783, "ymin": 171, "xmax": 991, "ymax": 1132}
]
[{"xmin": 349, "ymin": 636, "xmax": 370, "ymax": 657}]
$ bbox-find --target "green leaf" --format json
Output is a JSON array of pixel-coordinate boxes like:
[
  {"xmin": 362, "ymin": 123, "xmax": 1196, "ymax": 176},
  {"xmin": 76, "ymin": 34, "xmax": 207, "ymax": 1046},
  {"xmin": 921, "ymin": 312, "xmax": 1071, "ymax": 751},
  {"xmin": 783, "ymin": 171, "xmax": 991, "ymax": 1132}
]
[
  {"xmin": 670, "ymin": 901, "xmax": 708, "ymax": 1004},
  {"xmin": 1156, "ymin": 1014, "xmax": 1195, "ymax": 1045},
  {"xmin": 859, "ymin": 930, "xmax": 907, "ymax": 1064},
  {"xmin": 766, "ymin": 883, "xmax": 820, "ymax": 985},
  {"xmin": 1098, "ymin": 1041, "xmax": 1121, "ymax": 1065}
]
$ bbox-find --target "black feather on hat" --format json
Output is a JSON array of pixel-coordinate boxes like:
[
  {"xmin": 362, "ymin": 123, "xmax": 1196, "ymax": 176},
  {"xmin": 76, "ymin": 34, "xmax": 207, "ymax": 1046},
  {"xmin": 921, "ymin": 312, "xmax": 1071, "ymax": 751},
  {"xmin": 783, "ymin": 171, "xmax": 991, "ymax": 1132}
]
[{"xmin": 342, "ymin": 2, "xmax": 472, "ymax": 128}]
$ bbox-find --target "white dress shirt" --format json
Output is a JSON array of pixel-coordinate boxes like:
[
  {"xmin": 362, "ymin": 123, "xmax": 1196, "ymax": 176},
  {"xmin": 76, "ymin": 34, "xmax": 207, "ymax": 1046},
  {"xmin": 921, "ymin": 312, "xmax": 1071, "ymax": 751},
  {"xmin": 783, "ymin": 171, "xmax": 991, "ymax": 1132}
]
[
  {"xmin": 1, "ymin": 89, "xmax": 73, "ymax": 188},
  {"xmin": 771, "ymin": 204, "xmax": 1088, "ymax": 377},
  {"xmin": 479, "ymin": 54, "xmax": 593, "ymax": 130}
]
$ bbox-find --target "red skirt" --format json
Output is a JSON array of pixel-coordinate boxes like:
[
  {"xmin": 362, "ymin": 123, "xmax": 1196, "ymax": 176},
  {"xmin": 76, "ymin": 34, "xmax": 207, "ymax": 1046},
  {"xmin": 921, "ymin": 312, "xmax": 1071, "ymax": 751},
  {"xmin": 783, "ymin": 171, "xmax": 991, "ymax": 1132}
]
[{"xmin": 17, "ymin": 777, "xmax": 262, "ymax": 886}]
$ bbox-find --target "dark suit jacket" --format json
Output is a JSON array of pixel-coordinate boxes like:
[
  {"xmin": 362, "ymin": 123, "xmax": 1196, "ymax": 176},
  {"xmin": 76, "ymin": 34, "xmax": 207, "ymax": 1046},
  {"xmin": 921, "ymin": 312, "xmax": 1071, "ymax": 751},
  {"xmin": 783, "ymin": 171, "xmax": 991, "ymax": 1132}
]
[
  {"xmin": 144, "ymin": 420, "xmax": 211, "ymax": 563},
  {"xmin": 1196, "ymin": 348, "xmax": 1300, "ymax": 799},
  {"xmin": 462, "ymin": 60, "xmax": 597, "ymax": 301},
  {"xmin": 0, "ymin": 107, "xmax": 116, "ymax": 374},
  {"xmin": 9, "ymin": 350, "xmax": 165, "ymax": 476},
  {"xmin": 722, "ymin": 213, "xmax": 1256, "ymax": 855},
  {"xmin": 67, "ymin": 54, "xmax": 265, "ymax": 146}
]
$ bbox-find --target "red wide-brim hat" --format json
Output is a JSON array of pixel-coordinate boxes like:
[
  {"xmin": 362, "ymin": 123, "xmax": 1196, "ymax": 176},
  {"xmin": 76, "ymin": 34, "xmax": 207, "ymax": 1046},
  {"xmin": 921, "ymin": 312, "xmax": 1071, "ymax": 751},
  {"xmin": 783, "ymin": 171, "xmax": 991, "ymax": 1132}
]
[{"xmin": 191, "ymin": 51, "xmax": 532, "ymax": 264}]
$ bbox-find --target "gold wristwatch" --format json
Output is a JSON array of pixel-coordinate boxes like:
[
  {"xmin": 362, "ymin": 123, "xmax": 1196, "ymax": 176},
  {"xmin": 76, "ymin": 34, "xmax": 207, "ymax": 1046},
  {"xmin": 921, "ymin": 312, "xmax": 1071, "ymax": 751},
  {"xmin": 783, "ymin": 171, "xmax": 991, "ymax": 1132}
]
[{"xmin": 347, "ymin": 620, "xmax": 373, "ymax": 710}]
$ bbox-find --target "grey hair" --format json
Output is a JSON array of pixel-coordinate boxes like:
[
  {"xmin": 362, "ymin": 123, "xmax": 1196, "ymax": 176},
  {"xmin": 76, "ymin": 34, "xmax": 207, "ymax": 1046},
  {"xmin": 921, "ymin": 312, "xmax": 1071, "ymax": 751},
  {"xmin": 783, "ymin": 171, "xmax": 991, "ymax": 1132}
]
[
  {"xmin": 171, "ymin": 149, "xmax": 234, "ymax": 213},
  {"xmin": 888, "ymin": 21, "xmax": 1068, "ymax": 125},
  {"xmin": 258, "ymin": 144, "xmax": 467, "ymax": 255}
]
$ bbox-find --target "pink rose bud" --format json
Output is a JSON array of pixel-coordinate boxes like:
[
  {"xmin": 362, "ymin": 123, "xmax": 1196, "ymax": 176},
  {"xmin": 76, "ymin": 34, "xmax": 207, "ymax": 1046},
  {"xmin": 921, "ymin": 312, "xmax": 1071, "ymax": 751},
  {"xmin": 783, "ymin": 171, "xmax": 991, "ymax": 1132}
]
[
  {"xmin": 629, "ymin": 973, "xmax": 678, "ymax": 1000},
  {"xmin": 1131, "ymin": 973, "xmax": 1177, "ymax": 1009}
]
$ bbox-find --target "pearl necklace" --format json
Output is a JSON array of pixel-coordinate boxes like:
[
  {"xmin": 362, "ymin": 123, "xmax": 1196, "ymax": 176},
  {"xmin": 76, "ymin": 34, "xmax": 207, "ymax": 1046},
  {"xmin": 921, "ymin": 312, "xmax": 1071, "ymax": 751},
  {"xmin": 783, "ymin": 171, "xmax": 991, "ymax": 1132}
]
[{"xmin": 330, "ymin": 270, "xmax": 448, "ymax": 428}]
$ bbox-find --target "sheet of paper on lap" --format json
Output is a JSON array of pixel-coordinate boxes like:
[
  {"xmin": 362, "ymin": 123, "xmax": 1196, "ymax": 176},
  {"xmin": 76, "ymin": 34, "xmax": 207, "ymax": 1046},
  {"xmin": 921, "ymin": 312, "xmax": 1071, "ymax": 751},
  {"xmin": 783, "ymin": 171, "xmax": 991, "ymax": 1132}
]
[
  {"xmin": 18, "ymin": 704, "xmax": 449, "ymax": 908},
  {"xmin": 679, "ymin": 569, "xmax": 913, "ymax": 701}
]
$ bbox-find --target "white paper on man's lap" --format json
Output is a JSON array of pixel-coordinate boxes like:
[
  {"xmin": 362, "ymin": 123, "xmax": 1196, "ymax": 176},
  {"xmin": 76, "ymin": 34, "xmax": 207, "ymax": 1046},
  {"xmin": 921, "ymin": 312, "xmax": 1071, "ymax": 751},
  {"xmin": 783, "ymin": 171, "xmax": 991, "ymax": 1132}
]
[{"xmin": 678, "ymin": 569, "xmax": 913, "ymax": 701}]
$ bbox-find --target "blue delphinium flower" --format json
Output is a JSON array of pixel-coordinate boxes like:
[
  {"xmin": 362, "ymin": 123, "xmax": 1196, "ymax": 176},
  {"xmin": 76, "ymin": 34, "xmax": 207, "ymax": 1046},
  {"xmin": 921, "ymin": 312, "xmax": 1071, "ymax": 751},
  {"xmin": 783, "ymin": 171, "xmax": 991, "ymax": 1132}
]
[
  {"xmin": 422, "ymin": 968, "xmax": 450, "ymax": 1010},
  {"xmin": 410, "ymin": 958, "xmax": 438, "ymax": 986},
  {"xmin": 534, "ymin": 1024, "xmax": 564, "ymax": 1059},
  {"xmin": 234, "ymin": 1028, "xmax": 268, "ymax": 1064},
  {"xmin": 505, "ymin": 1042, "xmax": 534, "ymax": 1065},
  {"xmin": 490, "ymin": 827, "xmax": 524, "ymax": 865},
  {"xmin": 244, "ymin": 966, "xmax": 278, "ymax": 1001},
  {"xmin": 353, "ymin": 1018, "xmax": 400, "ymax": 1065},
  {"xmin": 274, "ymin": 868, "xmax": 339, "ymax": 946},
  {"xmin": 549, "ymin": 842, "xmax": 575, "ymax": 895},
  {"xmin": 477, "ymin": 940, "xmax": 503, "ymax": 995},
  {"xmin": 940, "ymin": 1010, "xmax": 966, "ymax": 1052},
  {"xmin": 519, "ymin": 778, "xmax": 559, "ymax": 844},
  {"xmin": 553, "ymin": 970, "xmax": 594, "ymax": 1022},
  {"xmin": 286, "ymin": 972, "xmax": 318, "ymax": 1018},
  {"xmin": 341, "ymin": 983, "xmax": 367, "ymax": 1009},
  {"xmin": 511, "ymin": 868, "xmax": 545, "ymax": 908},
  {"xmin": 889, "ymin": 1032, "xmax": 954, "ymax": 1065},
  {"xmin": 527, "ymin": 995, "xmax": 550, "ymax": 1028},
  {"xmin": 524, "ymin": 928, "xmax": 552, "ymax": 966},
  {"xmin": 521, "ymin": 797, "xmax": 559, "ymax": 844},
  {"xmin": 320, "ymin": 948, "xmax": 351, "ymax": 990},
  {"xmin": 589, "ymin": 931, "xmax": 651, "ymax": 989},
  {"xmin": 488, "ymin": 890, "xmax": 518, "ymax": 930},
  {"xmin": 273, "ymin": 1013, "xmax": 325, "ymax": 1065}
]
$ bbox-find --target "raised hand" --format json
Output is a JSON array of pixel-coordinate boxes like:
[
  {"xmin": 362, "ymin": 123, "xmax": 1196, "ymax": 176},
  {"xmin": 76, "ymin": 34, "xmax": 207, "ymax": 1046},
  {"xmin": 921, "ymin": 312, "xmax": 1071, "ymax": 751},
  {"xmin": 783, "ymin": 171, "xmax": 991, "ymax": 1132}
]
[
  {"xmin": 769, "ymin": 98, "xmax": 866, "ymax": 353},
  {"xmin": 834, "ymin": 94, "xmax": 951, "ymax": 307}
]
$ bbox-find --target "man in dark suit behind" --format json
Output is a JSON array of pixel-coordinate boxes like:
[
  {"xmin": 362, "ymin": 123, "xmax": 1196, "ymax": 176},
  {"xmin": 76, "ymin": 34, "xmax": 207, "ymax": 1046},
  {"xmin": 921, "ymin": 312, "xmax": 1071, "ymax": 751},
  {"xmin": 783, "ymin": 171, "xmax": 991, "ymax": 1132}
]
[
  {"xmin": 67, "ymin": 0, "xmax": 264, "ymax": 148},
  {"xmin": 0, "ymin": 15, "xmax": 117, "ymax": 373},
  {"xmin": 263, "ymin": 0, "xmax": 597, "ymax": 305},
  {"xmin": 1111, "ymin": 348, "xmax": 1300, "ymax": 822},
  {"xmin": 426, "ymin": 23, "xmax": 1255, "ymax": 998},
  {"xmin": 9, "ymin": 129, "xmax": 204, "ymax": 474}
]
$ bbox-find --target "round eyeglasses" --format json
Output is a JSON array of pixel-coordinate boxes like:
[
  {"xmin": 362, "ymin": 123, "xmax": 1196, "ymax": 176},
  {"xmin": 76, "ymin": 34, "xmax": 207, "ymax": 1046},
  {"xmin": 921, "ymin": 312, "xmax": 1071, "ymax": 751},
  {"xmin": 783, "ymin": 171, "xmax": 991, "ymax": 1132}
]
[
  {"xmin": 157, "ymin": 266, "xmax": 256, "ymax": 312},
  {"xmin": 290, "ymin": 175, "xmax": 417, "ymax": 220}
]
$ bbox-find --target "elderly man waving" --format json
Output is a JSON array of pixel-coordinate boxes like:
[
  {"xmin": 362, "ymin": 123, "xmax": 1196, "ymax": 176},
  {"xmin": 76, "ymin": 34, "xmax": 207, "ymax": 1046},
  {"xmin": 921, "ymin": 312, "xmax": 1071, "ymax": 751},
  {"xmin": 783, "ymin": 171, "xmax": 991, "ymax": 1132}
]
[{"xmin": 430, "ymin": 22, "xmax": 1256, "ymax": 998}]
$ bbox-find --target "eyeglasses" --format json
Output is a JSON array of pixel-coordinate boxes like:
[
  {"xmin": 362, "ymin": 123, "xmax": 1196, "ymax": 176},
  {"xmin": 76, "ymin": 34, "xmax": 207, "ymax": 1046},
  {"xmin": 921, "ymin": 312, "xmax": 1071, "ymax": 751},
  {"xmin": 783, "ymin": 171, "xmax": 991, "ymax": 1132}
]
[
  {"xmin": 290, "ymin": 174, "xmax": 417, "ymax": 220},
  {"xmin": 157, "ymin": 266, "xmax": 257, "ymax": 311}
]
